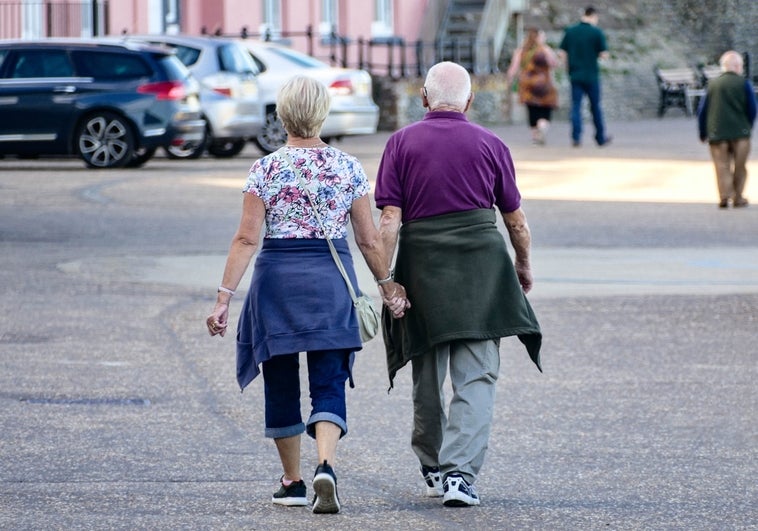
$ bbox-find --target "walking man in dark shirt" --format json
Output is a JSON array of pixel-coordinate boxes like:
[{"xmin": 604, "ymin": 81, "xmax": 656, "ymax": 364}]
[{"xmin": 559, "ymin": 6, "xmax": 612, "ymax": 147}]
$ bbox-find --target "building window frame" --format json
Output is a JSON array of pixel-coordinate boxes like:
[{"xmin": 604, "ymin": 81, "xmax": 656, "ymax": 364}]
[
  {"xmin": 261, "ymin": 0, "xmax": 281, "ymax": 39},
  {"xmin": 371, "ymin": 0, "xmax": 393, "ymax": 40},
  {"xmin": 320, "ymin": 0, "xmax": 338, "ymax": 36}
]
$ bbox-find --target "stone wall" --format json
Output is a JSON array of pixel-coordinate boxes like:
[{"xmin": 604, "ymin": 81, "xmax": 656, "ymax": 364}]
[{"xmin": 372, "ymin": 0, "xmax": 758, "ymax": 130}]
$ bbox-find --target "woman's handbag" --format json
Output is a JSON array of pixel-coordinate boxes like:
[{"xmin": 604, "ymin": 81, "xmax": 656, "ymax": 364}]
[{"xmin": 280, "ymin": 149, "xmax": 380, "ymax": 342}]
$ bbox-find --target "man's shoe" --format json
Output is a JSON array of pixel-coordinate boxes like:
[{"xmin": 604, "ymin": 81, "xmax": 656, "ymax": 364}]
[
  {"xmin": 598, "ymin": 135, "xmax": 613, "ymax": 147},
  {"xmin": 718, "ymin": 199, "xmax": 730, "ymax": 209},
  {"xmin": 443, "ymin": 474, "xmax": 480, "ymax": 507},
  {"xmin": 572, "ymin": 140, "xmax": 581, "ymax": 147},
  {"xmin": 312, "ymin": 460, "xmax": 340, "ymax": 514},
  {"xmin": 272, "ymin": 476, "xmax": 308, "ymax": 507},
  {"xmin": 420, "ymin": 465, "xmax": 444, "ymax": 497},
  {"xmin": 734, "ymin": 198, "xmax": 749, "ymax": 208}
]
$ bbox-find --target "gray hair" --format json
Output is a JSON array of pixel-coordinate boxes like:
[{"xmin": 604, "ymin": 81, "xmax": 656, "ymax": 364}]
[
  {"xmin": 424, "ymin": 62, "xmax": 471, "ymax": 111},
  {"xmin": 276, "ymin": 76, "xmax": 331, "ymax": 138}
]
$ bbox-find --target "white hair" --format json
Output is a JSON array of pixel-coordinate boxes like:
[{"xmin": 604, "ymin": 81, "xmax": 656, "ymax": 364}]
[
  {"xmin": 719, "ymin": 51, "xmax": 743, "ymax": 74},
  {"xmin": 424, "ymin": 62, "xmax": 471, "ymax": 111}
]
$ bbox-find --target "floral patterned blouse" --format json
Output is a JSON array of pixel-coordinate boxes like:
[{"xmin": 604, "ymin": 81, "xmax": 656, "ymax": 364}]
[{"xmin": 243, "ymin": 146, "xmax": 370, "ymax": 239}]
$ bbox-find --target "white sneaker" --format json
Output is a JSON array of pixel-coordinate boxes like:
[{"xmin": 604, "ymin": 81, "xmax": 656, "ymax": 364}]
[
  {"xmin": 420, "ymin": 465, "xmax": 443, "ymax": 497},
  {"xmin": 443, "ymin": 474, "xmax": 480, "ymax": 507}
]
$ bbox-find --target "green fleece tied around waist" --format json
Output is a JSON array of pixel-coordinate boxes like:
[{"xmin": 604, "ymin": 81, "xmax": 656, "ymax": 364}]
[{"xmin": 383, "ymin": 208, "xmax": 542, "ymax": 387}]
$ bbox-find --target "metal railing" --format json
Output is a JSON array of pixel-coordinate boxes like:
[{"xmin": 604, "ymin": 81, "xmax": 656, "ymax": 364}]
[{"xmin": 212, "ymin": 26, "xmax": 498, "ymax": 79}]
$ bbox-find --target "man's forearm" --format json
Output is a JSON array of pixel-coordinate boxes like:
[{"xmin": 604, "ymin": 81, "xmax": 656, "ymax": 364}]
[
  {"xmin": 378, "ymin": 206, "xmax": 402, "ymax": 270},
  {"xmin": 502, "ymin": 208, "xmax": 531, "ymax": 263}
]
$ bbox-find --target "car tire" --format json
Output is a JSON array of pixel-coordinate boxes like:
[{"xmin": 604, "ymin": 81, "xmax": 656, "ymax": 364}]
[
  {"xmin": 165, "ymin": 129, "xmax": 208, "ymax": 159},
  {"xmin": 207, "ymin": 138, "xmax": 246, "ymax": 158},
  {"xmin": 126, "ymin": 146, "xmax": 157, "ymax": 168},
  {"xmin": 76, "ymin": 111, "xmax": 135, "ymax": 169},
  {"xmin": 253, "ymin": 109, "xmax": 288, "ymax": 154}
]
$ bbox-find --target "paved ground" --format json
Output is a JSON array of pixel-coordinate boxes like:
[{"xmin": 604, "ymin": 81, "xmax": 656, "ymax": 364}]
[{"xmin": 0, "ymin": 117, "xmax": 756, "ymax": 530}]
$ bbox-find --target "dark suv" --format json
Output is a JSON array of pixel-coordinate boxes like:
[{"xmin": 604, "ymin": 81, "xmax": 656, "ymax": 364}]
[{"xmin": 0, "ymin": 39, "xmax": 206, "ymax": 168}]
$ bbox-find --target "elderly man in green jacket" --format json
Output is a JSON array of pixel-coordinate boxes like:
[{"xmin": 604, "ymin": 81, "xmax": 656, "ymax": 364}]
[{"xmin": 698, "ymin": 50, "xmax": 757, "ymax": 208}]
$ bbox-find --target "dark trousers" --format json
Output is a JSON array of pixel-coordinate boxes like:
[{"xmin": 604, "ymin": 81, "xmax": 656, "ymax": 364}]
[{"xmin": 570, "ymin": 80, "xmax": 607, "ymax": 144}]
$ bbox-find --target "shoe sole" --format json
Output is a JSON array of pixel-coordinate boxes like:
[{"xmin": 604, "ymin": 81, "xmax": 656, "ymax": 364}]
[
  {"xmin": 312, "ymin": 474, "xmax": 340, "ymax": 514},
  {"xmin": 443, "ymin": 494, "xmax": 480, "ymax": 507},
  {"xmin": 272, "ymin": 496, "xmax": 309, "ymax": 507}
]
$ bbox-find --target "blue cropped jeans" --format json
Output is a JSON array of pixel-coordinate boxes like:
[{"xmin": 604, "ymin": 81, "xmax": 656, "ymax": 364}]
[{"xmin": 262, "ymin": 349, "xmax": 352, "ymax": 440}]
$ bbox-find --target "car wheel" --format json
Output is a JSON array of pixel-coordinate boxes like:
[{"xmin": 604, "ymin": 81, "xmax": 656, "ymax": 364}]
[
  {"xmin": 165, "ymin": 129, "xmax": 208, "ymax": 159},
  {"xmin": 77, "ymin": 112, "xmax": 134, "ymax": 169},
  {"xmin": 253, "ymin": 109, "xmax": 288, "ymax": 154},
  {"xmin": 207, "ymin": 138, "xmax": 246, "ymax": 158},
  {"xmin": 125, "ymin": 146, "xmax": 157, "ymax": 168}
]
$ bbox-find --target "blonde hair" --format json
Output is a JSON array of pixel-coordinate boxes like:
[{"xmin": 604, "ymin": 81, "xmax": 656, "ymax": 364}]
[
  {"xmin": 424, "ymin": 62, "xmax": 471, "ymax": 111},
  {"xmin": 276, "ymin": 76, "xmax": 331, "ymax": 138}
]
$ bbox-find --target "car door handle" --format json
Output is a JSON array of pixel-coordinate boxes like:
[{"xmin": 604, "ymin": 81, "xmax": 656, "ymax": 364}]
[{"xmin": 53, "ymin": 86, "xmax": 76, "ymax": 93}]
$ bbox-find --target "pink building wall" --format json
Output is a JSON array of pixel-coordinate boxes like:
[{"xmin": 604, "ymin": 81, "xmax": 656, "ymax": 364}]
[{"xmin": 106, "ymin": 0, "xmax": 428, "ymax": 53}]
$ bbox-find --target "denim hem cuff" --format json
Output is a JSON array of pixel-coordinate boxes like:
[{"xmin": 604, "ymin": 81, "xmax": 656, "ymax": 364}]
[
  {"xmin": 265, "ymin": 422, "xmax": 305, "ymax": 439},
  {"xmin": 306, "ymin": 412, "xmax": 348, "ymax": 439}
]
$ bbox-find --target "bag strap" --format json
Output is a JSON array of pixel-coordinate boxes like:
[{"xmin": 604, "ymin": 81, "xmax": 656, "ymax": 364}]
[{"xmin": 278, "ymin": 148, "xmax": 360, "ymax": 304}]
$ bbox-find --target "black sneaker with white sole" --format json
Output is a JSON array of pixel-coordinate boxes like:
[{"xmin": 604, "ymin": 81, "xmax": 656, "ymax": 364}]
[
  {"xmin": 312, "ymin": 460, "xmax": 340, "ymax": 514},
  {"xmin": 272, "ymin": 476, "xmax": 308, "ymax": 506},
  {"xmin": 443, "ymin": 474, "xmax": 480, "ymax": 507}
]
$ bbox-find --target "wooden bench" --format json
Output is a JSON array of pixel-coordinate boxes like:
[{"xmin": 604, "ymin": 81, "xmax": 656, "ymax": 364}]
[{"xmin": 654, "ymin": 67, "xmax": 701, "ymax": 117}]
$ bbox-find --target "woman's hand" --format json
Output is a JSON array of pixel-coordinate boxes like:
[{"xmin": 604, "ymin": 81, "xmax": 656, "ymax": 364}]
[
  {"xmin": 206, "ymin": 302, "xmax": 229, "ymax": 337},
  {"xmin": 379, "ymin": 281, "xmax": 411, "ymax": 318}
]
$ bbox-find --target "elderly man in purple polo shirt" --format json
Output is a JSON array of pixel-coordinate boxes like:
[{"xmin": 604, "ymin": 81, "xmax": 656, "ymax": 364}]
[{"xmin": 375, "ymin": 61, "xmax": 542, "ymax": 507}]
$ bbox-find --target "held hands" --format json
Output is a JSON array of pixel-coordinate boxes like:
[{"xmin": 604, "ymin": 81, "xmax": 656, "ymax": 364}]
[
  {"xmin": 206, "ymin": 301, "xmax": 229, "ymax": 337},
  {"xmin": 379, "ymin": 281, "xmax": 411, "ymax": 318}
]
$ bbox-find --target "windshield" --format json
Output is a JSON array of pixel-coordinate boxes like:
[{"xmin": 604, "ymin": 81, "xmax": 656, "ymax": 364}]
[{"xmin": 264, "ymin": 47, "xmax": 328, "ymax": 69}]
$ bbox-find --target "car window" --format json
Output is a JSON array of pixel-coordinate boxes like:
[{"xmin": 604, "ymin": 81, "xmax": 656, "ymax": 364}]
[
  {"xmin": 73, "ymin": 50, "xmax": 152, "ymax": 80},
  {"xmin": 0, "ymin": 49, "xmax": 8, "ymax": 70},
  {"xmin": 264, "ymin": 47, "xmax": 327, "ymax": 69},
  {"xmin": 218, "ymin": 43, "xmax": 258, "ymax": 74},
  {"xmin": 166, "ymin": 44, "xmax": 201, "ymax": 67},
  {"xmin": 157, "ymin": 54, "xmax": 191, "ymax": 81},
  {"xmin": 248, "ymin": 53, "xmax": 266, "ymax": 74},
  {"xmin": 7, "ymin": 50, "xmax": 75, "ymax": 78}
]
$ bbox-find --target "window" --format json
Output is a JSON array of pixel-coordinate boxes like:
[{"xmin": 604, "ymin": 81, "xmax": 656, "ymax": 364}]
[
  {"xmin": 320, "ymin": 0, "xmax": 338, "ymax": 37},
  {"xmin": 261, "ymin": 0, "xmax": 281, "ymax": 39},
  {"xmin": 73, "ymin": 51, "xmax": 152, "ymax": 80},
  {"xmin": 9, "ymin": 50, "xmax": 75, "ymax": 78},
  {"xmin": 372, "ymin": 0, "xmax": 393, "ymax": 39}
]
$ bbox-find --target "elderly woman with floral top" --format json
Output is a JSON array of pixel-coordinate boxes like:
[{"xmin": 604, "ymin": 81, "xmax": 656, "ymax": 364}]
[{"xmin": 205, "ymin": 76, "xmax": 409, "ymax": 514}]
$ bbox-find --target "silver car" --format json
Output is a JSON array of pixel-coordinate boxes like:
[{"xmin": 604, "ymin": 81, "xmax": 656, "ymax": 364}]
[
  {"xmin": 123, "ymin": 34, "xmax": 263, "ymax": 159},
  {"xmin": 237, "ymin": 40, "xmax": 379, "ymax": 153}
]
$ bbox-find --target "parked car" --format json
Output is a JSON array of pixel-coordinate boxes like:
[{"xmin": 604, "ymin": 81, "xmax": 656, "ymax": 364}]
[
  {"xmin": 0, "ymin": 39, "xmax": 205, "ymax": 168},
  {"xmin": 236, "ymin": 40, "xmax": 379, "ymax": 153},
  {"xmin": 121, "ymin": 35, "xmax": 262, "ymax": 159}
]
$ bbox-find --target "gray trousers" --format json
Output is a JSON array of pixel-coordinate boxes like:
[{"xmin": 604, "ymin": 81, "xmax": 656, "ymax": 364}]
[{"xmin": 410, "ymin": 338, "xmax": 500, "ymax": 484}]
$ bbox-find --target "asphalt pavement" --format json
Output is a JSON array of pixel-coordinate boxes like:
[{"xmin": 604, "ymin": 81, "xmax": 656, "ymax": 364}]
[{"xmin": 0, "ymin": 117, "xmax": 756, "ymax": 530}]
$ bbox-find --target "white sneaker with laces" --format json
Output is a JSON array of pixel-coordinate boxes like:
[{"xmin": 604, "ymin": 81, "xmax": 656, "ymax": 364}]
[
  {"xmin": 420, "ymin": 466, "xmax": 443, "ymax": 497},
  {"xmin": 443, "ymin": 474, "xmax": 480, "ymax": 507}
]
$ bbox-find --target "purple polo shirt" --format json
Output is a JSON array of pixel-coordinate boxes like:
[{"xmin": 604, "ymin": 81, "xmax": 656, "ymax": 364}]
[{"xmin": 375, "ymin": 111, "xmax": 521, "ymax": 222}]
